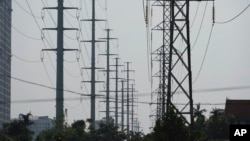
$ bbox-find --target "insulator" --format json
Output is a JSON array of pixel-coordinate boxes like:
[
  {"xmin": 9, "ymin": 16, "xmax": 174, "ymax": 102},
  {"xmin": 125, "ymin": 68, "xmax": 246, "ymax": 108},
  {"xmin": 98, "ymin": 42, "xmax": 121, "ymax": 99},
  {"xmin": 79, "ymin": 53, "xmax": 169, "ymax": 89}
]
[
  {"xmin": 80, "ymin": 82, "xmax": 83, "ymax": 90},
  {"xmin": 76, "ymin": 50, "xmax": 80, "ymax": 62},
  {"xmin": 146, "ymin": 5, "xmax": 149, "ymax": 25},
  {"xmin": 117, "ymin": 40, "xmax": 119, "ymax": 48},
  {"xmin": 76, "ymin": 9, "xmax": 80, "ymax": 19},
  {"xmin": 76, "ymin": 30, "xmax": 80, "ymax": 40},
  {"xmin": 212, "ymin": 1, "xmax": 215, "ymax": 24},
  {"xmin": 41, "ymin": 30, "xmax": 44, "ymax": 40},
  {"xmin": 41, "ymin": 9, "xmax": 45, "ymax": 20},
  {"xmin": 80, "ymin": 68, "xmax": 83, "ymax": 76},
  {"xmin": 40, "ymin": 51, "xmax": 44, "ymax": 62},
  {"xmin": 151, "ymin": 8, "xmax": 153, "ymax": 26}
]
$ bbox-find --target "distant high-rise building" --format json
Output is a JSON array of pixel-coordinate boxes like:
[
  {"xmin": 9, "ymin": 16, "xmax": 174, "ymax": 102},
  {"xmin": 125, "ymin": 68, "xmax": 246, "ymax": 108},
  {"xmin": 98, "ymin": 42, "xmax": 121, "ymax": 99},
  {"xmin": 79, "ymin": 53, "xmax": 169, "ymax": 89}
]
[
  {"xmin": 27, "ymin": 116, "xmax": 54, "ymax": 140},
  {"xmin": 0, "ymin": 0, "xmax": 12, "ymax": 126}
]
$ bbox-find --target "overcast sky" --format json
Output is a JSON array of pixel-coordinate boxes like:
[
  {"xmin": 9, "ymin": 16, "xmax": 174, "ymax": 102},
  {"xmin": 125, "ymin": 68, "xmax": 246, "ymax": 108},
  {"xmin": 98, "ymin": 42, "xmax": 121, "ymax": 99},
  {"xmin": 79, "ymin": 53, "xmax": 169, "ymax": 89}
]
[{"xmin": 11, "ymin": 0, "xmax": 250, "ymax": 133}]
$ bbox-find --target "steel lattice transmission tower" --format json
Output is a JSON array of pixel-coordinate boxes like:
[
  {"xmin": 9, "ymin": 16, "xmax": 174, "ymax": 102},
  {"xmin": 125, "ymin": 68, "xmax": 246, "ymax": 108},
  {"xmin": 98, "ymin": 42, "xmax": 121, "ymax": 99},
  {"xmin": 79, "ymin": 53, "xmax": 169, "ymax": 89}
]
[
  {"xmin": 151, "ymin": 0, "xmax": 171, "ymax": 121},
  {"xmin": 148, "ymin": 0, "xmax": 212, "ymax": 126},
  {"xmin": 167, "ymin": 0, "xmax": 194, "ymax": 125}
]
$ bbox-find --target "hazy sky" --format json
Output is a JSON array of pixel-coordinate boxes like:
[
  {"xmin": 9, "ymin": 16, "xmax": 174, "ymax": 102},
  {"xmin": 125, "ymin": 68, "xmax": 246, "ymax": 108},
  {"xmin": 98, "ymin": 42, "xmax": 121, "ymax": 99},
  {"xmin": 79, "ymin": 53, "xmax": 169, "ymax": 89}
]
[{"xmin": 11, "ymin": 0, "xmax": 250, "ymax": 133}]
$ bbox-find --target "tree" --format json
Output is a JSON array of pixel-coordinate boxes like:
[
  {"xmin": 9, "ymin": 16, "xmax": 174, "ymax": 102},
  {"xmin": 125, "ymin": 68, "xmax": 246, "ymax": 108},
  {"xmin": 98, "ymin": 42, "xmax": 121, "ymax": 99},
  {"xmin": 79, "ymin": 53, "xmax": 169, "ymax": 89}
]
[
  {"xmin": 71, "ymin": 120, "xmax": 87, "ymax": 140},
  {"xmin": 153, "ymin": 106, "xmax": 190, "ymax": 141},
  {"xmin": 0, "ymin": 112, "xmax": 34, "ymax": 141},
  {"xmin": 193, "ymin": 103, "xmax": 207, "ymax": 141},
  {"xmin": 2, "ymin": 120, "xmax": 33, "ymax": 141},
  {"xmin": 19, "ymin": 112, "xmax": 34, "ymax": 126},
  {"xmin": 206, "ymin": 108, "xmax": 234, "ymax": 140},
  {"xmin": 36, "ymin": 120, "xmax": 88, "ymax": 141},
  {"xmin": 129, "ymin": 131, "xmax": 144, "ymax": 141},
  {"xmin": 142, "ymin": 132, "xmax": 154, "ymax": 141},
  {"xmin": 90, "ymin": 122, "xmax": 126, "ymax": 141}
]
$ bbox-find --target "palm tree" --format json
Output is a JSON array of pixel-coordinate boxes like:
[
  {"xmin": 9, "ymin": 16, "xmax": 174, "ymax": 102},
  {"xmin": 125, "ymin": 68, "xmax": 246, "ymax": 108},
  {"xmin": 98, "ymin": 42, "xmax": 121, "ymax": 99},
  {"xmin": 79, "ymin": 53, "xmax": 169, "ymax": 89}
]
[
  {"xmin": 19, "ymin": 112, "xmax": 34, "ymax": 126},
  {"xmin": 193, "ymin": 104, "xmax": 207, "ymax": 141},
  {"xmin": 206, "ymin": 108, "xmax": 233, "ymax": 140},
  {"xmin": 194, "ymin": 103, "xmax": 207, "ymax": 122}
]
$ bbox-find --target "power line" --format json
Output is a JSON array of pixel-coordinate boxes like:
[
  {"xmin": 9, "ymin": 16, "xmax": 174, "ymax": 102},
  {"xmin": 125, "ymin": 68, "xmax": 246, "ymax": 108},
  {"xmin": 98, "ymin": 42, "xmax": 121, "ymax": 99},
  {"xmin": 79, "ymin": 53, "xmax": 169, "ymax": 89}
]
[
  {"xmin": 190, "ymin": 3, "xmax": 200, "ymax": 28},
  {"xmin": 13, "ymin": 0, "xmax": 41, "ymax": 19},
  {"xmin": 137, "ymin": 85, "xmax": 250, "ymax": 97},
  {"xmin": 12, "ymin": 97, "xmax": 91, "ymax": 104},
  {"xmin": 215, "ymin": 3, "xmax": 250, "ymax": 24},
  {"xmin": 7, "ymin": 74, "xmax": 97, "ymax": 97},
  {"xmin": 12, "ymin": 98, "xmax": 246, "ymax": 107},
  {"xmin": 10, "ymin": 85, "xmax": 250, "ymax": 104},
  {"xmin": 13, "ymin": 0, "xmax": 57, "ymax": 89},
  {"xmin": 11, "ymin": 24, "xmax": 41, "ymax": 40},
  {"xmin": 193, "ymin": 23, "xmax": 214, "ymax": 84},
  {"xmin": 42, "ymin": 62, "xmax": 55, "ymax": 87},
  {"xmin": 26, "ymin": 0, "xmax": 42, "ymax": 30},
  {"xmin": 12, "ymin": 53, "xmax": 41, "ymax": 63},
  {"xmin": 191, "ymin": 2, "xmax": 208, "ymax": 50}
]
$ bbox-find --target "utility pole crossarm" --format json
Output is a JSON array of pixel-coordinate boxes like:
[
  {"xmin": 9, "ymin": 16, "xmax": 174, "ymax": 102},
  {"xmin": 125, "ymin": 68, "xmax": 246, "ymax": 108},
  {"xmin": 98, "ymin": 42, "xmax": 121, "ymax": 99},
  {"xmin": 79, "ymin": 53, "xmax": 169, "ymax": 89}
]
[
  {"xmin": 81, "ymin": 19, "xmax": 106, "ymax": 22},
  {"xmin": 80, "ymin": 40, "xmax": 106, "ymax": 43}
]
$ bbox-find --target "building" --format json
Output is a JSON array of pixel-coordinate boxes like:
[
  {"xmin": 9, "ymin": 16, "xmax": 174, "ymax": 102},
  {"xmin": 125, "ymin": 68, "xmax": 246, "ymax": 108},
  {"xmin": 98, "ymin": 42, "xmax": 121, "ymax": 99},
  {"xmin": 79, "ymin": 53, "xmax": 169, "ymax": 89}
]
[
  {"xmin": 0, "ymin": 0, "xmax": 12, "ymax": 127},
  {"xmin": 225, "ymin": 99, "xmax": 250, "ymax": 124},
  {"xmin": 27, "ymin": 116, "xmax": 54, "ymax": 140}
]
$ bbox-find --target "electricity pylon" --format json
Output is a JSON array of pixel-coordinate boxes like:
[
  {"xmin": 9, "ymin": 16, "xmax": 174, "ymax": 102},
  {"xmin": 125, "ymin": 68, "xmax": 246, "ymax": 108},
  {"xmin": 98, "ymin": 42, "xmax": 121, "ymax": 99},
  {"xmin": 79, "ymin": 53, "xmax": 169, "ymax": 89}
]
[
  {"xmin": 121, "ymin": 80, "xmax": 125, "ymax": 131},
  {"xmin": 99, "ymin": 29, "xmax": 117, "ymax": 124},
  {"xmin": 122, "ymin": 62, "xmax": 134, "ymax": 135},
  {"xmin": 148, "ymin": 0, "xmax": 213, "ymax": 127},
  {"xmin": 42, "ymin": 0, "xmax": 78, "ymax": 129},
  {"xmin": 80, "ymin": 0, "xmax": 105, "ymax": 128},
  {"xmin": 110, "ymin": 58, "xmax": 123, "ymax": 126}
]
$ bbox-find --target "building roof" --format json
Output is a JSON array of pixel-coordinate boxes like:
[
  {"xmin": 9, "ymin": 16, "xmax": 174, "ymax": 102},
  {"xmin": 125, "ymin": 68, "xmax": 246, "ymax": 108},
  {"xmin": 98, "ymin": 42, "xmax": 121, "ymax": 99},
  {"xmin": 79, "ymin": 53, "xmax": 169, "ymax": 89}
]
[{"xmin": 225, "ymin": 99, "xmax": 250, "ymax": 120}]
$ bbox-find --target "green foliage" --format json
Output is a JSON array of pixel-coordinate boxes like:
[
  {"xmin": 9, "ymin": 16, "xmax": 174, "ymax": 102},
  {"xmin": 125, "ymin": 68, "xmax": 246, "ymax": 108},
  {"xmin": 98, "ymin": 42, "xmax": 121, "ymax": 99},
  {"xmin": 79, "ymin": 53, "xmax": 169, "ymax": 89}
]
[
  {"xmin": 142, "ymin": 106, "xmax": 234, "ymax": 141},
  {"xmin": 206, "ymin": 108, "xmax": 234, "ymax": 140},
  {"xmin": 87, "ymin": 122, "xmax": 126, "ymax": 141},
  {"xmin": 142, "ymin": 133, "xmax": 154, "ymax": 141},
  {"xmin": 19, "ymin": 112, "xmax": 34, "ymax": 126},
  {"xmin": 0, "ymin": 113, "xmax": 34, "ymax": 141},
  {"xmin": 153, "ymin": 106, "xmax": 190, "ymax": 141},
  {"xmin": 36, "ymin": 119, "xmax": 127, "ymax": 141},
  {"xmin": 192, "ymin": 103, "xmax": 207, "ymax": 141},
  {"xmin": 2, "ymin": 120, "xmax": 33, "ymax": 141},
  {"xmin": 128, "ymin": 131, "xmax": 144, "ymax": 141},
  {"xmin": 36, "ymin": 120, "xmax": 87, "ymax": 141}
]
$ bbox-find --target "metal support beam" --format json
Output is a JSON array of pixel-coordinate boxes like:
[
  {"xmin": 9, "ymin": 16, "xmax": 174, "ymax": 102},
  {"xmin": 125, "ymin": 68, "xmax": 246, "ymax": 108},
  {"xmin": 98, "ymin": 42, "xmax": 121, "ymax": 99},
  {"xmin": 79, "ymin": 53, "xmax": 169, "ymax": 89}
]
[
  {"xmin": 122, "ymin": 62, "xmax": 134, "ymax": 135},
  {"xmin": 110, "ymin": 58, "xmax": 123, "ymax": 126},
  {"xmin": 99, "ymin": 29, "xmax": 117, "ymax": 124},
  {"xmin": 42, "ymin": 0, "xmax": 78, "ymax": 129},
  {"xmin": 121, "ymin": 80, "xmax": 125, "ymax": 131},
  {"xmin": 80, "ymin": 0, "xmax": 105, "ymax": 128}
]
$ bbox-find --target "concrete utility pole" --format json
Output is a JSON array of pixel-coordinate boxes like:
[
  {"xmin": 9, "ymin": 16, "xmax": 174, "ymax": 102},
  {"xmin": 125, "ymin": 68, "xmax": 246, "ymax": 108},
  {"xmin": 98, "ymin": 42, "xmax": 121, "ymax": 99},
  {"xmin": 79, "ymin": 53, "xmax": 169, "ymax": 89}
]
[
  {"xmin": 99, "ymin": 29, "xmax": 117, "ymax": 124},
  {"xmin": 110, "ymin": 58, "xmax": 123, "ymax": 126},
  {"xmin": 81, "ymin": 0, "xmax": 105, "ymax": 128},
  {"xmin": 42, "ymin": 0, "xmax": 78, "ymax": 129},
  {"xmin": 122, "ymin": 62, "xmax": 134, "ymax": 135},
  {"xmin": 131, "ymin": 84, "xmax": 134, "ymax": 133},
  {"xmin": 121, "ymin": 80, "xmax": 125, "ymax": 131}
]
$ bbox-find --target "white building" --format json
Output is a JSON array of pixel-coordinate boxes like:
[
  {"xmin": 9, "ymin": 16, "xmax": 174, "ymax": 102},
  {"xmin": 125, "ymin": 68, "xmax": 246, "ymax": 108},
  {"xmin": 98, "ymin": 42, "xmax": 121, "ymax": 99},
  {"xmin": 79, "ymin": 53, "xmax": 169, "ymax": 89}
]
[{"xmin": 28, "ymin": 116, "xmax": 54, "ymax": 140}]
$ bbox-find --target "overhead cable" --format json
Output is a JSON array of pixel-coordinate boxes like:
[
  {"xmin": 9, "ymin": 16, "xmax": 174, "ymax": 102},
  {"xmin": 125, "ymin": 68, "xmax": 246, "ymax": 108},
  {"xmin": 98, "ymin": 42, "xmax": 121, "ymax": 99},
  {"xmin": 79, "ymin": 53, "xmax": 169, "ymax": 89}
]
[
  {"xmin": 193, "ymin": 23, "xmax": 214, "ymax": 84},
  {"xmin": 215, "ymin": 3, "xmax": 250, "ymax": 24}
]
